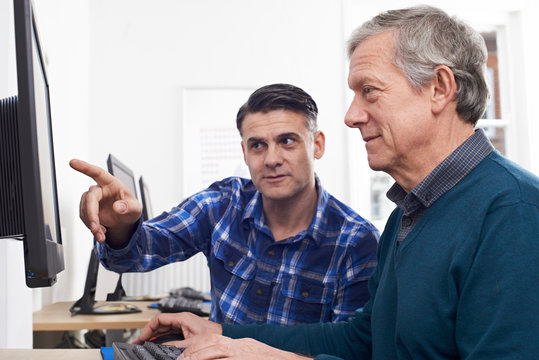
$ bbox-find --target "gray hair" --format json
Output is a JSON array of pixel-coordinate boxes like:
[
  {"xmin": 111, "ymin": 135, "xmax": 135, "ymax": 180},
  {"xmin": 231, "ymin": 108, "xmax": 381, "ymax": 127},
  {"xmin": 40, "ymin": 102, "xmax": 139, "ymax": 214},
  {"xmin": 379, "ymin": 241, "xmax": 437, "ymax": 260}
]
[{"xmin": 347, "ymin": 5, "xmax": 489, "ymax": 125}]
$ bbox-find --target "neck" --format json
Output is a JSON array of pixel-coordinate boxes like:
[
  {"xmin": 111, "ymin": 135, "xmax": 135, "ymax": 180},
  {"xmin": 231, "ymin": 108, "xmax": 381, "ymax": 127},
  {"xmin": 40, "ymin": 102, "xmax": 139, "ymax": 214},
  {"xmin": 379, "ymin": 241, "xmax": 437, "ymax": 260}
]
[
  {"xmin": 392, "ymin": 116, "xmax": 475, "ymax": 193},
  {"xmin": 263, "ymin": 186, "xmax": 318, "ymax": 241}
]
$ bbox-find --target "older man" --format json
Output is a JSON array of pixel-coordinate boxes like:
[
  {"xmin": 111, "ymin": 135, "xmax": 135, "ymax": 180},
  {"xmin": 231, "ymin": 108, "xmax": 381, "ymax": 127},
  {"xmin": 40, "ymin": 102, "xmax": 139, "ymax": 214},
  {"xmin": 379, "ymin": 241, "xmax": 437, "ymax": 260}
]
[{"xmin": 134, "ymin": 5, "xmax": 539, "ymax": 360}]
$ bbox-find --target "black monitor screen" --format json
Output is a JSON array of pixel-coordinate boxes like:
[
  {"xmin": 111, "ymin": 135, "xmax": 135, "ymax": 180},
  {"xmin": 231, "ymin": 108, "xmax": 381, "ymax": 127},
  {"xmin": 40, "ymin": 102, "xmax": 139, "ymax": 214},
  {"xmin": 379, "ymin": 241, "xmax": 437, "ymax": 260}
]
[{"xmin": 0, "ymin": 0, "xmax": 64, "ymax": 287}]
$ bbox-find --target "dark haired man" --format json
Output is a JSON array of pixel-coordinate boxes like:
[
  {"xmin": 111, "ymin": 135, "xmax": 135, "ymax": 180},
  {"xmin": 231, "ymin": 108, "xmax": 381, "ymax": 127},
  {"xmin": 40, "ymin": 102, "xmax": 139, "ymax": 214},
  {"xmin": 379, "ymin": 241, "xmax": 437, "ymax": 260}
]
[{"xmin": 71, "ymin": 83, "xmax": 379, "ymax": 326}]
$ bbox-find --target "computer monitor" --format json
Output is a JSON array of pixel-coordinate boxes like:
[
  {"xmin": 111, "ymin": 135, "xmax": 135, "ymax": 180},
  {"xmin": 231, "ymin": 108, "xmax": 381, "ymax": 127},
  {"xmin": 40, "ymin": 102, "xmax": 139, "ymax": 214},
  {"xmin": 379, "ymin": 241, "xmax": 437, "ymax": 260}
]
[
  {"xmin": 107, "ymin": 154, "xmax": 138, "ymax": 200},
  {"xmin": 105, "ymin": 154, "xmax": 137, "ymax": 302},
  {"xmin": 0, "ymin": 0, "xmax": 64, "ymax": 287},
  {"xmin": 139, "ymin": 176, "xmax": 154, "ymax": 221},
  {"xmin": 70, "ymin": 248, "xmax": 140, "ymax": 315},
  {"xmin": 71, "ymin": 154, "xmax": 142, "ymax": 313}
]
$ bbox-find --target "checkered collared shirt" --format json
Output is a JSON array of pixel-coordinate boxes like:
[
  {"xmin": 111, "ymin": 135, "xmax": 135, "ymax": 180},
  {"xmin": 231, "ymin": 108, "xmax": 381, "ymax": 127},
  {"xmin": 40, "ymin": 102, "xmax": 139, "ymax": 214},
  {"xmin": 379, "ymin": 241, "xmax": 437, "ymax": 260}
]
[
  {"xmin": 97, "ymin": 175, "xmax": 379, "ymax": 325},
  {"xmin": 387, "ymin": 129, "xmax": 494, "ymax": 244}
]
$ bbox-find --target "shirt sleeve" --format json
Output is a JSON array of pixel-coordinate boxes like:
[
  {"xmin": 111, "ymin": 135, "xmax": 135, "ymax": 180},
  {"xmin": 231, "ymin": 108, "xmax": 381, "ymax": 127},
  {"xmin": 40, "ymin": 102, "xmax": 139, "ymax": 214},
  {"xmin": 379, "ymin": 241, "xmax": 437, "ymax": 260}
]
[
  {"xmin": 331, "ymin": 226, "xmax": 378, "ymax": 322},
  {"xmin": 96, "ymin": 190, "xmax": 220, "ymax": 273}
]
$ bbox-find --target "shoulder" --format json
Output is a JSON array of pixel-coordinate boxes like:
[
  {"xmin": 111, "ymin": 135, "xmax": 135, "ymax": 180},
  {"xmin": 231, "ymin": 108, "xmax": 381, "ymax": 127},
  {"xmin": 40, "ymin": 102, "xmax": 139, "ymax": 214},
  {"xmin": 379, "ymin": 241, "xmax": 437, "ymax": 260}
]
[
  {"xmin": 320, "ymin": 190, "xmax": 380, "ymax": 245},
  {"xmin": 192, "ymin": 176, "xmax": 257, "ymax": 202},
  {"xmin": 471, "ymin": 151, "xmax": 539, "ymax": 209}
]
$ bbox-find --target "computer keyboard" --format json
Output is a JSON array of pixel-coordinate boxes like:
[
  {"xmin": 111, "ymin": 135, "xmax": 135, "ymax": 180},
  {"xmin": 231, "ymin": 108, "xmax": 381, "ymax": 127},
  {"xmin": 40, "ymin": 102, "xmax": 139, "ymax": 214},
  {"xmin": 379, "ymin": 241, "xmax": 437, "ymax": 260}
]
[
  {"xmin": 158, "ymin": 296, "xmax": 211, "ymax": 316},
  {"xmin": 113, "ymin": 341, "xmax": 184, "ymax": 360},
  {"xmin": 169, "ymin": 286, "xmax": 211, "ymax": 302}
]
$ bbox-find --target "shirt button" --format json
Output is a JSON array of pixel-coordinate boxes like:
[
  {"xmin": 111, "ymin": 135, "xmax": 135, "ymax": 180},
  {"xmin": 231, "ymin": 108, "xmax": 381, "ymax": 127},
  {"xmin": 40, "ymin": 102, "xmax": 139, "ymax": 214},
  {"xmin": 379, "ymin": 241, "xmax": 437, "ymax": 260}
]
[
  {"xmin": 301, "ymin": 291, "xmax": 309, "ymax": 298},
  {"xmin": 256, "ymin": 289, "xmax": 263, "ymax": 295},
  {"xmin": 403, "ymin": 216, "xmax": 412, "ymax": 227},
  {"xmin": 227, "ymin": 261, "xmax": 235, "ymax": 267},
  {"xmin": 267, "ymin": 250, "xmax": 275, "ymax": 256}
]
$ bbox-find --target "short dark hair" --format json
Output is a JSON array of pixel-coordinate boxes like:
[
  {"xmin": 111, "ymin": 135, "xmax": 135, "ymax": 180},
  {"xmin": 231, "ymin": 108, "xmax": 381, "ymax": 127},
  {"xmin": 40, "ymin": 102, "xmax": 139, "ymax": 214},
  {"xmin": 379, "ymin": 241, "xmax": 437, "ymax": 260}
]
[{"xmin": 236, "ymin": 83, "xmax": 318, "ymax": 136}]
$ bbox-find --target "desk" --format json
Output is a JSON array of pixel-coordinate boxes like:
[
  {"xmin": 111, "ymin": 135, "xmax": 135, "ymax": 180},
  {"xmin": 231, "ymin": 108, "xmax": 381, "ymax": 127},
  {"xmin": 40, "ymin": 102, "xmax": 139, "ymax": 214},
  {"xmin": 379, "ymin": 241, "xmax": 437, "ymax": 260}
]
[
  {"xmin": 0, "ymin": 349, "xmax": 101, "ymax": 360},
  {"xmin": 33, "ymin": 300, "xmax": 160, "ymax": 346},
  {"xmin": 33, "ymin": 300, "xmax": 159, "ymax": 331}
]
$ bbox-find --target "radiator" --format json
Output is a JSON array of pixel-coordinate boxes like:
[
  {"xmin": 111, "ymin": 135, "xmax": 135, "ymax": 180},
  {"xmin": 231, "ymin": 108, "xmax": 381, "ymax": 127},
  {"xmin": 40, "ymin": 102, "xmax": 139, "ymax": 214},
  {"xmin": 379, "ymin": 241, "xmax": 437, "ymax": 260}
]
[{"xmin": 121, "ymin": 253, "xmax": 211, "ymax": 297}]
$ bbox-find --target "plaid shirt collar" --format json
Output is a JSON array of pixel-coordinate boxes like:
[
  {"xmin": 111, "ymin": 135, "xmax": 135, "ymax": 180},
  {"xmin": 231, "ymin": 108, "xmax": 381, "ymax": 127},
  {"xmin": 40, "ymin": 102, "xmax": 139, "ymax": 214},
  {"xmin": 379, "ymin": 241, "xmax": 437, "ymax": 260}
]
[
  {"xmin": 242, "ymin": 174, "xmax": 328, "ymax": 245},
  {"xmin": 388, "ymin": 128, "xmax": 494, "ymax": 214}
]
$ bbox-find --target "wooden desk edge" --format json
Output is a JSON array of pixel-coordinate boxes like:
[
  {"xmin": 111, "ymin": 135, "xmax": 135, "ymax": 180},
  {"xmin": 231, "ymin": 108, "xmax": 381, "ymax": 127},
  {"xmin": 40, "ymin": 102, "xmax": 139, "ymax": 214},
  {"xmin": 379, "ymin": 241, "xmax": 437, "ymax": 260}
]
[
  {"xmin": 0, "ymin": 348, "xmax": 101, "ymax": 360},
  {"xmin": 33, "ymin": 300, "xmax": 159, "ymax": 331}
]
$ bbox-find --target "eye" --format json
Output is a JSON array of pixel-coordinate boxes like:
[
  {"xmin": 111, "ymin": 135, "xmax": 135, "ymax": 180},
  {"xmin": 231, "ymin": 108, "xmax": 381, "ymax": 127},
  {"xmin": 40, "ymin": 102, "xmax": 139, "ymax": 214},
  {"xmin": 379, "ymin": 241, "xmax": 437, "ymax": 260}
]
[
  {"xmin": 250, "ymin": 142, "xmax": 264, "ymax": 149},
  {"xmin": 363, "ymin": 86, "xmax": 373, "ymax": 94},
  {"xmin": 362, "ymin": 86, "xmax": 380, "ymax": 102},
  {"xmin": 281, "ymin": 137, "xmax": 295, "ymax": 145}
]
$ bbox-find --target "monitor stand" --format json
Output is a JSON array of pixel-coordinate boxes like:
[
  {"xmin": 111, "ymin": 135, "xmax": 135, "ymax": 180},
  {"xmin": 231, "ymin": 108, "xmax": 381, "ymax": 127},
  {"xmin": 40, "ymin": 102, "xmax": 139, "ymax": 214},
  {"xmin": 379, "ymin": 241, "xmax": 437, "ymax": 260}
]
[
  {"xmin": 69, "ymin": 249, "xmax": 140, "ymax": 315},
  {"xmin": 107, "ymin": 274, "xmax": 127, "ymax": 301}
]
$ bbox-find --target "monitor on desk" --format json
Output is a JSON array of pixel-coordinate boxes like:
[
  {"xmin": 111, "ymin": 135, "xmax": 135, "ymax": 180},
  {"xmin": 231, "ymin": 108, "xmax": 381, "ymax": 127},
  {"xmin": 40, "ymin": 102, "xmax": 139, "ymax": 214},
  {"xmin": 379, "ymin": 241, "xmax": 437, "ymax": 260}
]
[
  {"xmin": 106, "ymin": 154, "xmax": 138, "ymax": 301},
  {"xmin": 70, "ymin": 248, "xmax": 140, "ymax": 315},
  {"xmin": 107, "ymin": 154, "xmax": 138, "ymax": 200},
  {"xmin": 0, "ymin": 0, "xmax": 64, "ymax": 287},
  {"xmin": 70, "ymin": 155, "xmax": 142, "ymax": 314},
  {"xmin": 139, "ymin": 176, "xmax": 154, "ymax": 221}
]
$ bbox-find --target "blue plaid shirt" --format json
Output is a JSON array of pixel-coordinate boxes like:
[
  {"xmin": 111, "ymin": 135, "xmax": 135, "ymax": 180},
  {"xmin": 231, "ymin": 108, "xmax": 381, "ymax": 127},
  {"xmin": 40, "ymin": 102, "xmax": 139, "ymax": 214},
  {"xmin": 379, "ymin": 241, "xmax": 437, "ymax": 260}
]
[{"xmin": 97, "ymin": 176, "xmax": 379, "ymax": 325}]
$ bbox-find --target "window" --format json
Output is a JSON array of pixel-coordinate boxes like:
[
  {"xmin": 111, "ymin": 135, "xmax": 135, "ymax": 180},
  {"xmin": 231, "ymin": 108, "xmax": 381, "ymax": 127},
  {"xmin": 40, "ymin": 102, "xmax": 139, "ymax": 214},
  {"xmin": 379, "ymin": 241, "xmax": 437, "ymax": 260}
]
[{"xmin": 478, "ymin": 32, "xmax": 507, "ymax": 155}]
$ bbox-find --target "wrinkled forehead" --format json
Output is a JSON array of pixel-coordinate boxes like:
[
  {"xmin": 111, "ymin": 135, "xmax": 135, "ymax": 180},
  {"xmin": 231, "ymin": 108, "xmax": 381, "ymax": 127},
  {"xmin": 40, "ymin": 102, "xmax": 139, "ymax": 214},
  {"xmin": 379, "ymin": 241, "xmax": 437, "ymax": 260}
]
[{"xmin": 348, "ymin": 32, "xmax": 399, "ymax": 81}]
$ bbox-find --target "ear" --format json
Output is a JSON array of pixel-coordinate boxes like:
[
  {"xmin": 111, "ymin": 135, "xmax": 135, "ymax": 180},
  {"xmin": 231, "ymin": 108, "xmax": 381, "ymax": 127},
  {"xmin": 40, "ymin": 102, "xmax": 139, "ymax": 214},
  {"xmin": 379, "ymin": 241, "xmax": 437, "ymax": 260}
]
[
  {"xmin": 241, "ymin": 141, "xmax": 247, "ymax": 164},
  {"xmin": 431, "ymin": 65, "xmax": 457, "ymax": 115},
  {"xmin": 313, "ymin": 131, "xmax": 326, "ymax": 159}
]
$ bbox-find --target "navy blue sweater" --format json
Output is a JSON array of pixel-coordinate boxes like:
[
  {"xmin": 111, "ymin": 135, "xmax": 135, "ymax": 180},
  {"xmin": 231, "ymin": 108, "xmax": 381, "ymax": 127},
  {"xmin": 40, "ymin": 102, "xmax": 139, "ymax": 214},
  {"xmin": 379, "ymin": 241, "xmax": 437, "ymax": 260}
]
[{"xmin": 224, "ymin": 151, "xmax": 539, "ymax": 359}]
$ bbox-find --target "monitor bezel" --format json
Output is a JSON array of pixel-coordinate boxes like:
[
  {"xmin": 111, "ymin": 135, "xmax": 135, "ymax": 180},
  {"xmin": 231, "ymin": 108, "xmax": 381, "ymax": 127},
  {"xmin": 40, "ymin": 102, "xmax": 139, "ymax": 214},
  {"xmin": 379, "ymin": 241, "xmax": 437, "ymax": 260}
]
[
  {"xmin": 13, "ymin": 0, "xmax": 64, "ymax": 287},
  {"xmin": 139, "ymin": 175, "xmax": 153, "ymax": 221},
  {"xmin": 107, "ymin": 153, "xmax": 138, "ymax": 200}
]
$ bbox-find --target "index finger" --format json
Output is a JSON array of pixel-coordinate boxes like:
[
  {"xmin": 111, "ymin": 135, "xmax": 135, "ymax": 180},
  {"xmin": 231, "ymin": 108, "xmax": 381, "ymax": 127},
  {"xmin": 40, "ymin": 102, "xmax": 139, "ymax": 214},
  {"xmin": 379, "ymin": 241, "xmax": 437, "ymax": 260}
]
[
  {"xmin": 70, "ymin": 158, "xmax": 116, "ymax": 186},
  {"xmin": 133, "ymin": 314, "xmax": 178, "ymax": 345}
]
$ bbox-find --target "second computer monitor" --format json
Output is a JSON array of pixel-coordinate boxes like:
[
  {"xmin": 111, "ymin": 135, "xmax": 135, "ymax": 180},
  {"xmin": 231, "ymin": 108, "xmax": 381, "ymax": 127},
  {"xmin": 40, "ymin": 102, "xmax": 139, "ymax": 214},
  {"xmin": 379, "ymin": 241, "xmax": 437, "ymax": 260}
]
[
  {"xmin": 106, "ymin": 154, "xmax": 138, "ymax": 200},
  {"xmin": 139, "ymin": 176, "xmax": 154, "ymax": 221}
]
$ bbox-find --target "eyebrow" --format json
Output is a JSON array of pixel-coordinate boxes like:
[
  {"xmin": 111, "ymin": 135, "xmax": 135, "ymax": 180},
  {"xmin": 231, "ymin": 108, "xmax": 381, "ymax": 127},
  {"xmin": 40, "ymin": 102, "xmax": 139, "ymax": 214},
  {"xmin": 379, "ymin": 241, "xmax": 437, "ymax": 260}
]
[
  {"xmin": 246, "ymin": 132, "xmax": 301, "ymax": 145},
  {"xmin": 246, "ymin": 136, "xmax": 264, "ymax": 146},
  {"xmin": 276, "ymin": 132, "xmax": 301, "ymax": 141}
]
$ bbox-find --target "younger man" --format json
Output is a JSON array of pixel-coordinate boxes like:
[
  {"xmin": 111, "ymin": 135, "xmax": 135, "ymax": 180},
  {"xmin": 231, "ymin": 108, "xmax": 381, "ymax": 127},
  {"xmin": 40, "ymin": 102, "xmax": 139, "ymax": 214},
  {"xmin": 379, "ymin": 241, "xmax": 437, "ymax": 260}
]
[{"xmin": 71, "ymin": 83, "xmax": 379, "ymax": 325}]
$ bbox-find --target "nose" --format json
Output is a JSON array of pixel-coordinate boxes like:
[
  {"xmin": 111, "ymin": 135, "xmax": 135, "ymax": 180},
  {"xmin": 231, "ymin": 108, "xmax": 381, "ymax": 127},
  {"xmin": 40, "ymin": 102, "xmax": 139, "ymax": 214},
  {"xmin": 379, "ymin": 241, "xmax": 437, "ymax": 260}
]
[
  {"xmin": 344, "ymin": 96, "xmax": 368, "ymax": 128},
  {"xmin": 264, "ymin": 143, "xmax": 282, "ymax": 168}
]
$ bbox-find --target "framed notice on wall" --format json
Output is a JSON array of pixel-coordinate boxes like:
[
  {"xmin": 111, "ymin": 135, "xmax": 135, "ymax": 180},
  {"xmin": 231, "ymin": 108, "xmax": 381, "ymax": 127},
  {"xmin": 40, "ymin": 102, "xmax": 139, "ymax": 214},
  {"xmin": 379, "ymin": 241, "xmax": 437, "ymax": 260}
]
[{"xmin": 181, "ymin": 88, "xmax": 253, "ymax": 197}]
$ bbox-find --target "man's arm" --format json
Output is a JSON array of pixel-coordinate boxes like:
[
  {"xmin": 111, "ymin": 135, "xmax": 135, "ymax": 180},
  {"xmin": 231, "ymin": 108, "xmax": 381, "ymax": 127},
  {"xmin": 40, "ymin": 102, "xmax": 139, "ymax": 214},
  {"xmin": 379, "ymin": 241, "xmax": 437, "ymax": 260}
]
[
  {"xmin": 332, "ymin": 229, "xmax": 378, "ymax": 321},
  {"xmin": 456, "ymin": 202, "xmax": 539, "ymax": 358},
  {"xmin": 70, "ymin": 158, "xmax": 142, "ymax": 247},
  {"xmin": 222, "ymin": 307, "xmax": 372, "ymax": 359},
  {"xmin": 134, "ymin": 314, "xmax": 314, "ymax": 360}
]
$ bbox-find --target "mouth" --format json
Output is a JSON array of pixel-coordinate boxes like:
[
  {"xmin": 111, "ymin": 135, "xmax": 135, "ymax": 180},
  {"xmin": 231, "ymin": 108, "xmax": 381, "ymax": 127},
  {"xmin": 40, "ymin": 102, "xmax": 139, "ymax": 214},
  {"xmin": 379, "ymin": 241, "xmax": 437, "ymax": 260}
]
[
  {"xmin": 362, "ymin": 135, "xmax": 380, "ymax": 143},
  {"xmin": 264, "ymin": 174, "xmax": 287, "ymax": 181}
]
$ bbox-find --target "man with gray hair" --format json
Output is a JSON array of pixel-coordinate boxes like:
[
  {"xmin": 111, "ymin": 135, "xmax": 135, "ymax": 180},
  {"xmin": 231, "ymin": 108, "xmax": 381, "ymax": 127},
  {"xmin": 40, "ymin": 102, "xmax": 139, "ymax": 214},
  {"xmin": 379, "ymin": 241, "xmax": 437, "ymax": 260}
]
[{"xmin": 133, "ymin": 5, "xmax": 539, "ymax": 359}]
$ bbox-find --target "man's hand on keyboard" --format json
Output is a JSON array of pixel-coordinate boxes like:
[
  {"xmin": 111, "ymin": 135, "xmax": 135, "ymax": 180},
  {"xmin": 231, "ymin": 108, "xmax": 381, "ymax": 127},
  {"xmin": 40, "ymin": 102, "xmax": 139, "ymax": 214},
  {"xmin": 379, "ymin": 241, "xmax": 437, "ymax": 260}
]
[
  {"xmin": 177, "ymin": 334, "xmax": 312, "ymax": 360},
  {"xmin": 133, "ymin": 312, "xmax": 221, "ymax": 345}
]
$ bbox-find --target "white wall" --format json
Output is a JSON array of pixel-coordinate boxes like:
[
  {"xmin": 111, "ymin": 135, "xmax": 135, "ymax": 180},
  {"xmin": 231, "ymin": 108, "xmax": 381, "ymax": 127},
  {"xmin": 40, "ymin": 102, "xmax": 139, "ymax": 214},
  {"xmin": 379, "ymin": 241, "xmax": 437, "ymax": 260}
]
[
  {"xmin": 84, "ymin": 0, "xmax": 351, "ymax": 297},
  {"xmin": 1, "ymin": 0, "xmax": 538, "ymax": 348},
  {"xmin": 0, "ymin": 0, "xmax": 32, "ymax": 348}
]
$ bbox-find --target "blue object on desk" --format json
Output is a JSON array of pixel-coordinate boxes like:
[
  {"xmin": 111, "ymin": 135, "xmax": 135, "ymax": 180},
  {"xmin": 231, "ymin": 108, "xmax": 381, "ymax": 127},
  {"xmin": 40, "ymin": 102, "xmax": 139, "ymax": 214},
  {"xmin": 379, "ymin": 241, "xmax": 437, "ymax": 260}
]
[
  {"xmin": 101, "ymin": 346, "xmax": 114, "ymax": 360},
  {"xmin": 148, "ymin": 303, "xmax": 159, "ymax": 308}
]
